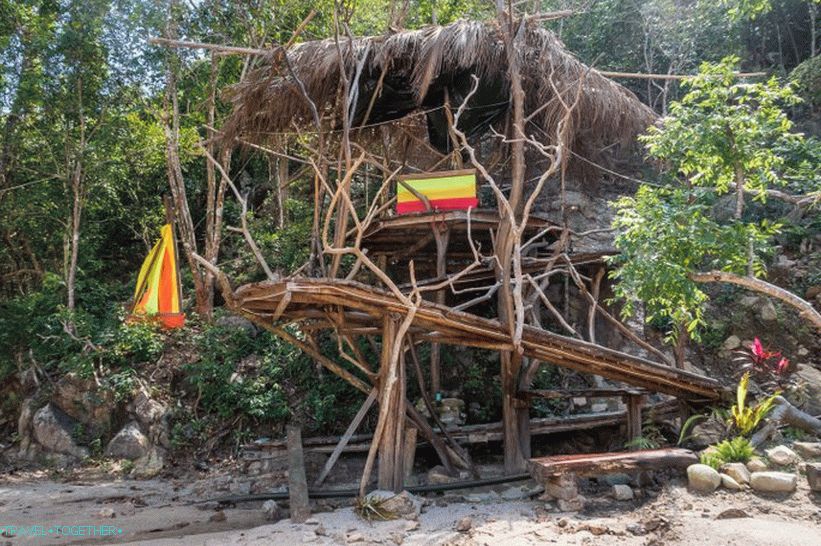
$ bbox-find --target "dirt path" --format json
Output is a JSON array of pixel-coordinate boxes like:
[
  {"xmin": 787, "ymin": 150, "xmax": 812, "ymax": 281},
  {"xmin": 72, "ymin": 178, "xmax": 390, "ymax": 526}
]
[{"xmin": 1, "ymin": 473, "xmax": 819, "ymax": 545}]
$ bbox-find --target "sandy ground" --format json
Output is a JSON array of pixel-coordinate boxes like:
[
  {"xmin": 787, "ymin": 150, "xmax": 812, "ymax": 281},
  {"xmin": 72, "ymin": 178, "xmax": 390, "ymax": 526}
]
[{"xmin": 1, "ymin": 472, "xmax": 819, "ymax": 546}]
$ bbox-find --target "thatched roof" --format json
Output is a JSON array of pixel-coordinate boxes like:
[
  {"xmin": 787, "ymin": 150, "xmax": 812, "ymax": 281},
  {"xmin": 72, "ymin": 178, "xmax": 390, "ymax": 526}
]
[{"xmin": 223, "ymin": 20, "xmax": 655, "ymax": 161}]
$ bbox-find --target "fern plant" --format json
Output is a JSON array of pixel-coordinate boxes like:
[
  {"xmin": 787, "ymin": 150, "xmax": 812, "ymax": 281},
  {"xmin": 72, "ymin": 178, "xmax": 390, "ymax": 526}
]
[
  {"xmin": 700, "ymin": 436, "xmax": 755, "ymax": 469},
  {"xmin": 731, "ymin": 372, "xmax": 780, "ymax": 436}
]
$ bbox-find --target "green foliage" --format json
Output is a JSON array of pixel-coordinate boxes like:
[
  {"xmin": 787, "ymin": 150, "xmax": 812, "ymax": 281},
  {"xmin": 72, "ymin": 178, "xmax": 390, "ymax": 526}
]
[
  {"xmin": 700, "ymin": 436, "xmax": 755, "ymax": 469},
  {"xmin": 611, "ymin": 58, "xmax": 810, "ymax": 343},
  {"xmin": 642, "ymin": 57, "xmax": 802, "ymax": 200},
  {"xmin": 678, "ymin": 414, "xmax": 708, "ymax": 445},
  {"xmin": 791, "ymin": 55, "xmax": 821, "ymax": 110},
  {"xmin": 731, "ymin": 371, "xmax": 780, "ymax": 435}
]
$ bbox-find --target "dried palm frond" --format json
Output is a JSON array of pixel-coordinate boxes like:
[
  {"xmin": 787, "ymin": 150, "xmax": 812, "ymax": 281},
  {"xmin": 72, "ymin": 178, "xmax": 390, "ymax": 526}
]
[{"xmin": 354, "ymin": 494, "xmax": 399, "ymax": 522}]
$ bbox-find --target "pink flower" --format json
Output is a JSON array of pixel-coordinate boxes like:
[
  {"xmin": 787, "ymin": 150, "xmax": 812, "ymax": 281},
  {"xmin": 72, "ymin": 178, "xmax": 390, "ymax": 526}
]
[
  {"xmin": 776, "ymin": 357, "xmax": 789, "ymax": 374},
  {"xmin": 750, "ymin": 337, "xmax": 780, "ymax": 363}
]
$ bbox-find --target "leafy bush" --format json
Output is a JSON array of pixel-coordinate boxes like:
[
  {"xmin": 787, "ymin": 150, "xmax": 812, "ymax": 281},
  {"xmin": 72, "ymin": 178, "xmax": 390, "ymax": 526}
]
[
  {"xmin": 700, "ymin": 436, "xmax": 755, "ymax": 469},
  {"xmin": 731, "ymin": 372, "xmax": 780, "ymax": 435}
]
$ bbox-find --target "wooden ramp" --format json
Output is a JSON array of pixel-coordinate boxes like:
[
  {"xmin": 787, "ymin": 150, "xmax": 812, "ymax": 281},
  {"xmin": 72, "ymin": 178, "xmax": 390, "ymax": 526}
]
[{"xmin": 235, "ymin": 278, "xmax": 725, "ymax": 401}]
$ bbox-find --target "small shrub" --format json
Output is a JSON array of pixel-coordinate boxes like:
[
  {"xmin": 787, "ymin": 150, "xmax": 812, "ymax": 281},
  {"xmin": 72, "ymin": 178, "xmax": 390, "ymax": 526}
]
[
  {"xmin": 731, "ymin": 372, "xmax": 780, "ymax": 435},
  {"xmin": 701, "ymin": 436, "xmax": 755, "ymax": 469},
  {"xmin": 354, "ymin": 495, "xmax": 398, "ymax": 521}
]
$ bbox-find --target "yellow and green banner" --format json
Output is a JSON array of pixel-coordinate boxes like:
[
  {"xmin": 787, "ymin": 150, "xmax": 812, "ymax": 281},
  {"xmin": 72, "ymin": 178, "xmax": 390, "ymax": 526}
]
[
  {"xmin": 130, "ymin": 223, "xmax": 185, "ymax": 328},
  {"xmin": 396, "ymin": 169, "xmax": 478, "ymax": 214}
]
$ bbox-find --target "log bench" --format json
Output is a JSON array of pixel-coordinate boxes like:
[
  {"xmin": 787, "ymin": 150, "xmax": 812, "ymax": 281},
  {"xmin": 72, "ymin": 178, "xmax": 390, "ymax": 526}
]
[{"xmin": 528, "ymin": 448, "xmax": 698, "ymax": 509}]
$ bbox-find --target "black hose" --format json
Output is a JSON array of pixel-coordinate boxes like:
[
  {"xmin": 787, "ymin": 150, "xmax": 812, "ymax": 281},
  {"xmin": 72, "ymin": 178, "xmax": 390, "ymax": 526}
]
[{"xmin": 207, "ymin": 473, "xmax": 532, "ymax": 505}]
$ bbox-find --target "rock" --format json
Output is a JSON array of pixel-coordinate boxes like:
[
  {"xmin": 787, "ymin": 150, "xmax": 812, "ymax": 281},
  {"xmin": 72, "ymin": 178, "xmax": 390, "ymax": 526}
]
[
  {"xmin": 572, "ymin": 397, "xmax": 587, "ymax": 407},
  {"xmin": 262, "ymin": 500, "xmax": 281, "ymax": 521},
  {"xmin": 720, "ymin": 474, "xmax": 743, "ymax": 491},
  {"xmin": 806, "ymin": 463, "xmax": 821, "ymax": 492},
  {"xmin": 500, "ymin": 487, "xmax": 527, "ymax": 500},
  {"xmin": 209, "ymin": 511, "xmax": 226, "ymax": 522},
  {"xmin": 601, "ymin": 473, "xmax": 631, "ymax": 486},
  {"xmin": 455, "ymin": 516, "xmax": 472, "ymax": 532},
  {"xmin": 750, "ymin": 471, "xmax": 797, "ymax": 493},
  {"xmin": 626, "ymin": 523, "xmax": 646, "ymax": 536},
  {"xmin": 106, "ymin": 422, "xmax": 149, "ymax": 460},
  {"xmin": 687, "ymin": 464, "xmax": 721, "ymax": 493},
  {"xmin": 465, "ymin": 491, "xmax": 499, "ymax": 503},
  {"xmin": 612, "ymin": 484, "xmax": 634, "ymax": 501},
  {"xmin": 51, "ymin": 373, "xmax": 115, "ymax": 434},
  {"xmin": 544, "ymin": 474, "xmax": 578, "ymax": 501},
  {"xmin": 746, "ymin": 458, "xmax": 768, "ymax": 472},
  {"xmin": 721, "ymin": 335, "xmax": 741, "ymax": 351},
  {"xmin": 740, "ymin": 295, "xmax": 759, "ymax": 307},
  {"xmin": 583, "ymin": 524, "xmax": 608, "ymax": 536},
  {"xmin": 760, "ymin": 301, "xmax": 778, "ymax": 321},
  {"xmin": 792, "ymin": 442, "xmax": 821, "ymax": 460},
  {"xmin": 716, "ymin": 508, "xmax": 749, "ymax": 520},
  {"xmin": 301, "ymin": 532, "xmax": 317, "ymax": 543},
  {"xmin": 389, "ymin": 531, "xmax": 404, "ymax": 544},
  {"xmin": 132, "ymin": 447, "xmax": 165, "ymax": 478},
  {"xmin": 795, "ymin": 364, "xmax": 821, "ymax": 416},
  {"xmin": 365, "ymin": 490, "xmax": 421, "ymax": 520},
  {"xmin": 404, "ymin": 521, "xmax": 419, "ymax": 531},
  {"xmin": 32, "ymin": 404, "xmax": 89, "ymax": 459},
  {"xmin": 689, "ymin": 419, "xmax": 726, "ymax": 449},
  {"xmin": 590, "ymin": 402, "xmax": 608, "ymax": 413},
  {"xmin": 315, "ymin": 524, "xmax": 327, "ymax": 536},
  {"xmin": 98, "ymin": 508, "xmax": 116, "ymax": 518},
  {"xmin": 129, "ymin": 391, "xmax": 166, "ymax": 426},
  {"xmin": 721, "ymin": 463, "xmax": 751, "ymax": 485},
  {"xmin": 426, "ymin": 465, "xmax": 457, "ymax": 485},
  {"xmin": 557, "ymin": 496, "xmax": 585, "ymax": 512},
  {"xmin": 216, "ymin": 315, "xmax": 258, "ymax": 336},
  {"xmin": 766, "ymin": 445, "xmax": 800, "ymax": 466}
]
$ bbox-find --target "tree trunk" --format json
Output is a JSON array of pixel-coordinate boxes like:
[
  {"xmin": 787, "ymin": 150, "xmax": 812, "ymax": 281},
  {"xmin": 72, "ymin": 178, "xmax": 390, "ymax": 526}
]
[
  {"xmin": 286, "ymin": 424, "xmax": 311, "ymax": 523},
  {"xmin": 689, "ymin": 270, "xmax": 821, "ymax": 331}
]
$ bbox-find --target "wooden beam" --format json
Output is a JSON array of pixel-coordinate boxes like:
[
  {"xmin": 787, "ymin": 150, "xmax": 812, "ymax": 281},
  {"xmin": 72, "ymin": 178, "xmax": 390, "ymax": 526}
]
[
  {"xmin": 313, "ymin": 389, "xmax": 377, "ymax": 486},
  {"xmin": 528, "ymin": 448, "xmax": 698, "ymax": 482}
]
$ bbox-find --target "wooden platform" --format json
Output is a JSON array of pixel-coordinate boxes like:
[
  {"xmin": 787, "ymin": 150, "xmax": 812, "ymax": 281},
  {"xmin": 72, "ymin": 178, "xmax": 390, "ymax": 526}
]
[
  {"xmin": 234, "ymin": 277, "xmax": 727, "ymax": 401},
  {"xmin": 527, "ymin": 448, "xmax": 698, "ymax": 481}
]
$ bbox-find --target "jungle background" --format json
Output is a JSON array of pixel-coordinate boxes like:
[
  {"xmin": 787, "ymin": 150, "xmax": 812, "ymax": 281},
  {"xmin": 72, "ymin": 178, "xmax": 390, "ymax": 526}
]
[{"xmin": 0, "ymin": 0, "xmax": 819, "ymax": 470}]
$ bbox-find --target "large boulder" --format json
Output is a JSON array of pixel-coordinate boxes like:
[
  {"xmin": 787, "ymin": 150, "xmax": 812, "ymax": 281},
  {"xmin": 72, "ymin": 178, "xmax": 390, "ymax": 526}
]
[
  {"xmin": 51, "ymin": 373, "xmax": 115, "ymax": 435},
  {"xmin": 32, "ymin": 404, "xmax": 89, "ymax": 459},
  {"xmin": 106, "ymin": 421, "xmax": 149, "ymax": 460},
  {"xmin": 688, "ymin": 418, "xmax": 726, "ymax": 449},
  {"xmin": 132, "ymin": 447, "xmax": 165, "ymax": 478},
  {"xmin": 687, "ymin": 464, "xmax": 721, "ymax": 493},
  {"xmin": 750, "ymin": 471, "xmax": 797, "ymax": 493},
  {"xmin": 129, "ymin": 391, "xmax": 166, "ymax": 426}
]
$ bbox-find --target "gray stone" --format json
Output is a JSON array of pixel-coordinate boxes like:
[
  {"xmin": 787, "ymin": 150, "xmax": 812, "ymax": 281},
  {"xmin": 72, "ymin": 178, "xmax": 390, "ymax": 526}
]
[
  {"xmin": 216, "ymin": 315, "xmax": 258, "ymax": 336},
  {"xmin": 590, "ymin": 402, "xmax": 608, "ymax": 413},
  {"xmin": 262, "ymin": 500, "xmax": 281, "ymax": 521},
  {"xmin": 500, "ymin": 486, "xmax": 527, "ymax": 500},
  {"xmin": 760, "ymin": 301, "xmax": 778, "ymax": 321},
  {"xmin": 687, "ymin": 464, "xmax": 721, "ymax": 493},
  {"xmin": 129, "ymin": 391, "xmax": 166, "ymax": 426},
  {"xmin": 721, "ymin": 463, "xmax": 751, "ymax": 485},
  {"xmin": 716, "ymin": 508, "xmax": 749, "ymax": 519},
  {"xmin": 720, "ymin": 474, "xmax": 743, "ymax": 491},
  {"xmin": 601, "ymin": 473, "xmax": 631, "ymax": 486},
  {"xmin": 746, "ymin": 458, "xmax": 768, "ymax": 472},
  {"xmin": 209, "ymin": 511, "xmax": 226, "ymax": 522},
  {"xmin": 806, "ymin": 463, "xmax": 821, "ymax": 491},
  {"xmin": 766, "ymin": 445, "xmax": 800, "ymax": 466},
  {"xmin": 132, "ymin": 447, "xmax": 165, "ymax": 478},
  {"xmin": 612, "ymin": 484, "xmax": 634, "ymax": 500},
  {"xmin": 98, "ymin": 508, "xmax": 116, "ymax": 518},
  {"xmin": 721, "ymin": 335, "xmax": 741, "ymax": 351},
  {"xmin": 32, "ymin": 404, "xmax": 89, "ymax": 459},
  {"xmin": 346, "ymin": 532, "xmax": 365, "ymax": 543},
  {"xmin": 740, "ymin": 295, "xmax": 760, "ymax": 307},
  {"xmin": 106, "ymin": 422, "xmax": 149, "ymax": 461},
  {"xmin": 749, "ymin": 471, "xmax": 797, "ymax": 493},
  {"xmin": 795, "ymin": 364, "xmax": 821, "ymax": 416},
  {"xmin": 365, "ymin": 490, "xmax": 421, "ymax": 520},
  {"xmin": 792, "ymin": 442, "xmax": 821, "ymax": 460},
  {"xmin": 689, "ymin": 419, "xmax": 726, "ymax": 449},
  {"xmin": 556, "ymin": 496, "xmax": 585, "ymax": 512},
  {"xmin": 465, "ymin": 491, "xmax": 499, "ymax": 503},
  {"xmin": 426, "ymin": 465, "xmax": 457, "ymax": 485},
  {"xmin": 455, "ymin": 516, "xmax": 472, "ymax": 532},
  {"xmin": 544, "ymin": 474, "xmax": 578, "ymax": 501}
]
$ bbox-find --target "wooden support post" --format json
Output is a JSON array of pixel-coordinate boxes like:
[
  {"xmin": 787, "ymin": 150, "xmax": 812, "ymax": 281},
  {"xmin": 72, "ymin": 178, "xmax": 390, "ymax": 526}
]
[
  {"xmin": 624, "ymin": 394, "xmax": 644, "ymax": 449},
  {"xmin": 429, "ymin": 226, "xmax": 450, "ymax": 398},
  {"xmin": 314, "ymin": 389, "xmax": 377, "ymax": 486},
  {"xmin": 376, "ymin": 314, "xmax": 406, "ymax": 492},
  {"xmin": 403, "ymin": 426, "xmax": 418, "ymax": 480},
  {"xmin": 286, "ymin": 424, "xmax": 311, "ymax": 523}
]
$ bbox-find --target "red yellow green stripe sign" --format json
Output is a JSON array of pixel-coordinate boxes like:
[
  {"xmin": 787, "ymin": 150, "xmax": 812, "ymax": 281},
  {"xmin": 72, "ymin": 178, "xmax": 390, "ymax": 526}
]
[{"xmin": 396, "ymin": 169, "xmax": 478, "ymax": 214}]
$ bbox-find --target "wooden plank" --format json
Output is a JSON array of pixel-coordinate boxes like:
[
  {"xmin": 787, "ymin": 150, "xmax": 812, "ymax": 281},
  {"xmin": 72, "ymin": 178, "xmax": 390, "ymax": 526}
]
[
  {"xmin": 521, "ymin": 388, "xmax": 646, "ymax": 399},
  {"xmin": 625, "ymin": 394, "xmax": 644, "ymax": 449},
  {"xmin": 286, "ymin": 425, "xmax": 311, "ymax": 523},
  {"xmin": 527, "ymin": 448, "xmax": 698, "ymax": 482},
  {"xmin": 313, "ymin": 389, "xmax": 377, "ymax": 486}
]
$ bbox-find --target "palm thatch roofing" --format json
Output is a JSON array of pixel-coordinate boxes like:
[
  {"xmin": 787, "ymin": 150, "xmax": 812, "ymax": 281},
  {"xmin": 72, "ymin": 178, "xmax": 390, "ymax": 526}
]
[{"xmin": 223, "ymin": 19, "xmax": 656, "ymax": 162}]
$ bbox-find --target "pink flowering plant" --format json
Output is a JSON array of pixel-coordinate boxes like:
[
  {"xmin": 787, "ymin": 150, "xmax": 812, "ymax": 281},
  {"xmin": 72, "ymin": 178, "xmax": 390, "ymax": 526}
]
[{"xmin": 733, "ymin": 337, "xmax": 793, "ymax": 390}]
